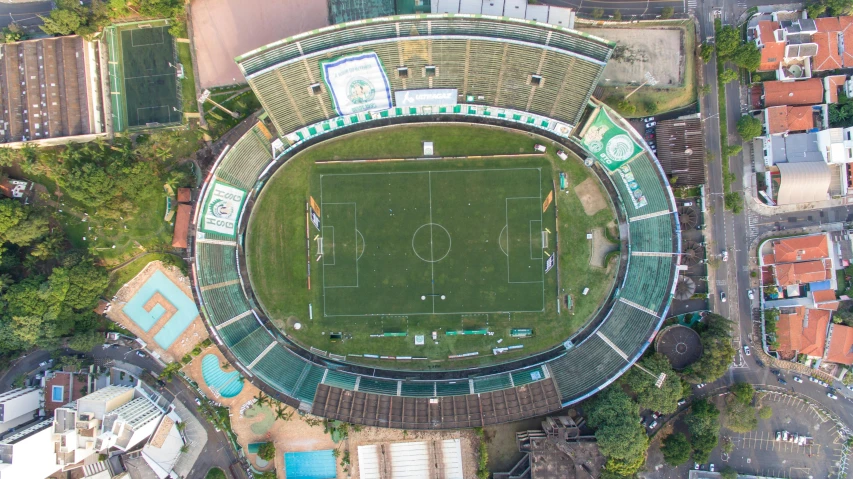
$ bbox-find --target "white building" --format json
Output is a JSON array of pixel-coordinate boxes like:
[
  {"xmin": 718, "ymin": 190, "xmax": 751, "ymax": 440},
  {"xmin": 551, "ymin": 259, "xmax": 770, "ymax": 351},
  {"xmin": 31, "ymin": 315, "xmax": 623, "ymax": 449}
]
[
  {"xmin": 0, "ymin": 420, "xmax": 60, "ymax": 479},
  {"xmin": 0, "ymin": 388, "xmax": 41, "ymax": 435},
  {"xmin": 54, "ymin": 385, "xmax": 165, "ymax": 469},
  {"xmin": 141, "ymin": 411, "xmax": 185, "ymax": 479}
]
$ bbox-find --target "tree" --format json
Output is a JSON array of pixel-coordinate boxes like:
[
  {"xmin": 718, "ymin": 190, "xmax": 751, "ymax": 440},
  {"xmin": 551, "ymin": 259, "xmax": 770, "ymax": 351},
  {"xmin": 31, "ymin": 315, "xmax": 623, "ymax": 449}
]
[
  {"xmin": 257, "ymin": 442, "xmax": 276, "ymax": 461},
  {"xmin": 700, "ymin": 84, "xmax": 712, "ymax": 97},
  {"xmin": 0, "ymin": 200, "xmax": 48, "ymax": 247},
  {"xmin": 623, "ymin": 353, "xmax": 682, "ymax": 414},
  {"xmin": 715, "ymin": 25, "xmax": 741, "ymax": 58},
  {"xmin": 736, "ymin": 115, "xmax": 763, "ymax": 140},
  {"xmin": 759, "ymin": 406, "xmax": 773, "ymax": 419},
  {"xmin": 721, "ymin": 466, "xmax": 738, "ymax": 479},
  {"xmin": 724, "ymin": 192, "xmax": 743, "ymax": 213},
  {"xmin": 613, "ymin": 10, "xmax": 622, "ymax": 21},
  {"xmin": 40, "ymin": 8, "xmax": 84, "ymax": 36},
  {"xmin": 592, "ymin": 8, "xmax": 604, "ymax": 19},
  {"xmin": 807, "ymin": 1, "xmax": 828, "ymax": 18},
  {"xmin": 661, "ymin": 432, "xmax": 691, "ymax": 465},
  {"xmin": 731, "ymin": 43, "xmax": 762, "ymax": 72},
  {"xmin": 256, "ymin": 472, "xmax": 277, "ymax": 479},
  {"xmin": 159, "ymin": 362, "xmax": 183, "ymax": 381},
  {"xmin": 616, "ymin": 99, "xmax": 636, "ymax": 115},
  {"xmin": 661, "ymin": 6, "xmax": 674, "ymax": 19},
  {"xmin": 684, "ymin": 314, "xmax": 736, "ymax": 384},
  {"xmin": 585, "ymin": 387, "xmax": 648, "ymax": 474},
  {"xmin": 720, "ymin": 69, "xmax": 738, "ymax": 84},
  {"xmin": 686, "ymin": 399, "xmax": 720, "ymax": 462},
  {"xmin": 68, "ymin": 331, "xmax": 102, "ymax": 352},
  {"xmin": 700, "ymin": 43, "xmax": 715, "ymax": 63},
  {"xmin": 180, "ymin": 444, "xmax": 190, "ymax": 454},
  {"xmin": 725, "ymin": 396, "xmax": 758, "ymax": 433},
  {"xmin": 731, "ymin": 382, "xmax": 754, "ymax": 406}
]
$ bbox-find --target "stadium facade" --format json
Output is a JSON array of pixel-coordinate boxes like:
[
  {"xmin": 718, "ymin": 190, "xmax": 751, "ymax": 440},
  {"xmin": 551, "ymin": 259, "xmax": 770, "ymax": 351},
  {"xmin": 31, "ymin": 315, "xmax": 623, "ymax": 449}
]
[{"xmin": 188, "ymin": 14, "xmax": 681, "ymax": 428}]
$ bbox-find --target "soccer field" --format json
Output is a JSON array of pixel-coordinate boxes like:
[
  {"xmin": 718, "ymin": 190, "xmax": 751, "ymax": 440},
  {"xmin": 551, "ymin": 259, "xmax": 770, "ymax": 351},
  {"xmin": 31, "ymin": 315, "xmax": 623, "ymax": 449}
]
[
  {"xmin": 107, "ymin": 22, "xmax": 182, "ymax": 130},
  {"xmin": 318, "ymin": 166, "xmax": 548, "ymax": 317}
]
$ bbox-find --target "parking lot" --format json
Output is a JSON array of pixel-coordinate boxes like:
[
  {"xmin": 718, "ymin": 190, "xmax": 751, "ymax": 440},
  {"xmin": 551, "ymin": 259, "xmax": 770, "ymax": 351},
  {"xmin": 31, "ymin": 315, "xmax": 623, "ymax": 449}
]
[{"xmin": 711, "ymin": 391, "xmax": 843, "ymax": 479}]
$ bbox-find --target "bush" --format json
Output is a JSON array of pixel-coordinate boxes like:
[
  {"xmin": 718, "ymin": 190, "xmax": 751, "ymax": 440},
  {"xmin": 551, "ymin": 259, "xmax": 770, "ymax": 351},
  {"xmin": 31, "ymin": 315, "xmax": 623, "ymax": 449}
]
[
  {"xmin": 720, "ymin": 69, "xmax": 738, "ymax": 84},
  {"xmin": 201, "ymin": 338, "xmax": 212, "ymax": 348},
  {"xmin": 613, "ymin": 10, "xmax": 622, "ymax": 21},
  {"xmin": 661, "ymin": 6, "xmax": 674, "ymax": 19},
  {"xmin": 736, "ymin": 115, "xmax": 763, "ymax": 140},
  {"xmin": 181, "ymin": 354, "xmax": 193, "ymax": 364},
  {"xmin": 759, "ymin": 406, "xmax": 773, "ymax": 419},
  {"xmin": 191, "ymin": 346, "xmax": 202, "ymax": 356},
  {"xmin": 661, "ymin": 432, "xmax": 691, "ymax": 465},
  {"xmin": 257, "ymin": 442, "xmax": 276, "ymax": 461},
  {"xmin": 592, "ymin": 8, "xmax": 604, "ymax": 19}
]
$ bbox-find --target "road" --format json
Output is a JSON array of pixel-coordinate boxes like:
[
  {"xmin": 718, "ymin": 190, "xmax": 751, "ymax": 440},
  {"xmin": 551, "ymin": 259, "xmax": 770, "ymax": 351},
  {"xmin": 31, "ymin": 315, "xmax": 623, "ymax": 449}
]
[
  {"xmin": 0, "ymin": 1, "xmax": 49, "ymax": 31},
  {"xmin": 697, "ymin": 0, "xmax": 853, "ymax": 438}
]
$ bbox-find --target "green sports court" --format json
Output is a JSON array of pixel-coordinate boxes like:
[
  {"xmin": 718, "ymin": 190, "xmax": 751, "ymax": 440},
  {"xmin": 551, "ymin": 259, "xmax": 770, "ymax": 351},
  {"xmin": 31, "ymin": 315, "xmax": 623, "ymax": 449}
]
[{"xmin": 106, "ymin": 21, "xmax": 182, "ymax": 131}]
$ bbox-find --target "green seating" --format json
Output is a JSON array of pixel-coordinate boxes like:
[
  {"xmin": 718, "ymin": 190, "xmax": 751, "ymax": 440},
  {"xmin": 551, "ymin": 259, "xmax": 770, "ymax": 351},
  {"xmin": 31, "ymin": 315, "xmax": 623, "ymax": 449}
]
[
  {"xmin": 630, "ymin": 214, "xmax": 675, "ymax": 253},
  {"xmin": 252, "ymin": 345, "xmax": 310, "ymax": 396},
  {"xmin": 196, "ymin": 243, "xmax": 239, "ymax": 286},
  {"xmin": 473, "ymin": 374, "xmax": 512, "ymax": 393},
  {"xmin": 358, "ymin": 378, "xmax": 399, "ymax": 396},
  {"xmin": 231, "ymin": 326, "xmax": 274, "ymax": 364},
  {"xmin": 611, "ymin": 155, "xmax": 671, "ymax": 218},
  {"xmin": 216, "ymin": 126, "xmax": 272, "ymax": 190},
  {"xmin": 619, "ymin": 255, "xmax": 675, "ymax": 313},
  {"xmin": 200, "ymin": 284, "xmax": 251, "ymax": 326},
  {"xmin": 324, "ymin": 370, "xmax": 358, "ymax": 390},
  {"xmin": 400, "ymin": 382, "xmax": 436, "ymax": 397},
  {"xmin": 435, "ymin": 381, "xmax": 470, "ymax": 397},
  {"xmin": 599, "ymin": 301, "xmax": 659, "ymax": 359},
  {"xmin": 511, "ymin": 366, "xmax": 547, "ymax": 387},
  {"xmin": 294, "ymin": 364, "xmax": 325, "ymax": 404},
  {"xmin": 218, "ymin": 315, "xmax": 261, "ymax": 347},
  {"xmin": 548, "ymin": 336, "xmax": 628, "ymax": 403}
]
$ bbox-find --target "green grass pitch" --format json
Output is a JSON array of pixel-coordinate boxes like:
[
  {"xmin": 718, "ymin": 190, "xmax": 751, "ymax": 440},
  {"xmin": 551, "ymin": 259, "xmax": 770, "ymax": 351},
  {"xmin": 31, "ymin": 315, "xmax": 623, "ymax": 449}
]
[
  {"xmin": 246, "ymin": 125, "xmax": 618, "ymax": 369},
  {"xmin": 318, "ymin": 166, "xmax": 548, "ymax": 317},
  {"xmin": 118, "ymin": 25, "xmax": 181, "ymax": 128}
]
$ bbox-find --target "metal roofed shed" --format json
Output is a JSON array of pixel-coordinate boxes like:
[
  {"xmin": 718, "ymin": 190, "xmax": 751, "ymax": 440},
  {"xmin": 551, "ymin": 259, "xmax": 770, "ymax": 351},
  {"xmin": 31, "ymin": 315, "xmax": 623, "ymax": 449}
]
[
  {"xmin": 775, "ymin": 161, "xmax": 832, "ymax": 205},
  {"xmin": 654, "ymin": 117, "xmax": 706, "ymax": 187},
  {"xmin": 329, "ymin": 0, "xmax": 396, "ymax": 24},
  {"xmin": 432, "ymin": 0, "xmax": 576, "ymax": 28},
  {"xmin": 357, "ymin": 439, "xmax": 464, "ymax": 479}
]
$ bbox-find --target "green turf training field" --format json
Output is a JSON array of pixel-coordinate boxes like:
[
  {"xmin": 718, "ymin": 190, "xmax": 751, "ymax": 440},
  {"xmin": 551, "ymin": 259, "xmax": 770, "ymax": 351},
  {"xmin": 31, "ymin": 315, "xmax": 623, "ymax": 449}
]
[
  {"xmin": 107, "ymin": 23, "xmax": 181, "ymax": 130},
  {"xmin": 319, "ymin": 166, "xmax": 547, "ymax": 317}
]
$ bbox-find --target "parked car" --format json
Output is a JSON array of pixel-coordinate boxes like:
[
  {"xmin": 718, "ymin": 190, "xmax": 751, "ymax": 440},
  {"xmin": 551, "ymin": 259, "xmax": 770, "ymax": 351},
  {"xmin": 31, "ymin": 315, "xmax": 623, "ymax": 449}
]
[
  {"xmin": 643, "ymin": 117, "xmax": 655, "ymax": 123},
  {"xmin": 721, "ymin": 250, "xmax": 729, "ymax": 262},
  {"xmin": 194, "ymin": 397, "xmax": 202, "ymax": 406},
  {"xmin": 694, "ymin": 463, "xmax": 700, "ymax": 470},
  {"xmin": 696, "ymin": 383, "xmax": 706, "ymax": 388},
  {"xmin": 557, "ymin": 150, "xmax": 568, "ymax": 161},
  {"xmin": 677, "ymin": 399, "xmax": 687, "ymax": 406},
  {"xmin": 136, "ymin": 351, "xmax": 146, "ymax": 357},
  {"xmin": 645, "ymin": 121, "xmax": 657, "ymax": 128},
  {"xmin": 710, "ymin": 464, "xmax": 715, "ymax": 472},
  {"xmin": 828, "ymin": 392, "xmax": 839, "ymax": 400},
  {"xmin": 743, "ymin": 345, "xmax": 751, "ymax": 356},
  {"xmin": 793, "ymin": 376, "xmax": 803, "ymax": 383},
  {"xmin": 748, "ymin": 290, "xmax": 755, "ymax": 300},
  {"xmin": 647, "ymin": 420, "xmax": 658, "ymax": 429},
  {"xmin": 776, "ymin": 431, "xmax": 782, "ymax": 441},
  {"xmin": 720, "ymin": 291, "xmax": 727, "ymax": 303},
  {"xmin": 778, "ymin": 377, "xmax": 787, "ymax": 385},
  {"xmin": 683, "ymin": 201, "xmax": 694, "ymax": 206},
  {"xmin": 640, "ymin": 417, "xmax": 648, "ymax": 427},
  {"xmin": 534, "ymin": 144, "xmax": 546, "ymax": 153},
  {"xmin": 846, "ymin": 384, "xmax": 853, "ymax": 392},
  {"xmin": 38, "ymin": 361, "xmax": 47, "ymax": 367}
]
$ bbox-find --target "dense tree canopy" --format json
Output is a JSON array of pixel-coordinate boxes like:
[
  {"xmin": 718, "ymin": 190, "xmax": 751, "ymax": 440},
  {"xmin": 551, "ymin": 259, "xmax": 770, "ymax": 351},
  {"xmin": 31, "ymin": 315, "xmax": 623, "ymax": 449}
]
[
  {"xmin": 686, "ymin": 398, "xmax": 721, "ymax": 462},
  {"xmin": 736, "ymin": 115, "xmax": 763, "ymax": 140},
  {"xmin": 623, "ymin": 353, "xmax": 683, "ymax": 414},
  {"xmin": 661, "ymin": 432, "xmax": 692, "ymax": 465},
  {"xmin": 684, "ymin": 314, "xmax": 736, "ymax": 383},
  {"xmin": 715, "ymin": 26, "xmax": 741, "ymax": 58},
  {"xmin": 730, "ymin": 43, "xmax": 762, "ymax": 72},
  {"xmin": 585, "ymin": 387, "xmax": 648, "ymax": 475}
]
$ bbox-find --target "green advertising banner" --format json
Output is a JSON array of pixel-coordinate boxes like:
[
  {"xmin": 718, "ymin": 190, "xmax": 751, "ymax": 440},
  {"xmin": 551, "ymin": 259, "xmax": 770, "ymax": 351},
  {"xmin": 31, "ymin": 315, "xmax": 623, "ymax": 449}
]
[{"xmin": 580, "ymin": 108, "xmax": 643, "ymax": 171}]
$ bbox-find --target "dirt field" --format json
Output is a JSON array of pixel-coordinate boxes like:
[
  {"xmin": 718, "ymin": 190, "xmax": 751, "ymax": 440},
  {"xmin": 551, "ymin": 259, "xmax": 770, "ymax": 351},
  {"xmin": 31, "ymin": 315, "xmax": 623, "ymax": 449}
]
[
  {"xmin": 190, "ymin": 0, "xmax": 328, "ymax": 88},
  {"xmin": 106, "ymin": 261, "xmax": 208, "ymax": 362},
  {"xmin": 578, "ymin": 27, "xmax": 684, "ymax": 88},
  {"xmin": 574, "ymin": 177, "xmax": 608, "ymax": 216}
]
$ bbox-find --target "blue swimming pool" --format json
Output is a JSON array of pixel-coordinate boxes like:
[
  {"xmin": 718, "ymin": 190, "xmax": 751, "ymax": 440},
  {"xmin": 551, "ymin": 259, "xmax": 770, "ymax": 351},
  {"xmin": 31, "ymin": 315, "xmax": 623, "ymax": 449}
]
[
  {"xmin": 51, "ymin": 385, "xmax": 63, "ymax": 402},
  {"xmin": 122, "ymin": 270, "xmax": 199, "ymax": 349},
  {"xmin": 200, "ymin": 354, "xmax": 244, "ymax": 398},
  {"xmin": 284, "ymin": 450, "xmax": 336, "ymax": 479}
]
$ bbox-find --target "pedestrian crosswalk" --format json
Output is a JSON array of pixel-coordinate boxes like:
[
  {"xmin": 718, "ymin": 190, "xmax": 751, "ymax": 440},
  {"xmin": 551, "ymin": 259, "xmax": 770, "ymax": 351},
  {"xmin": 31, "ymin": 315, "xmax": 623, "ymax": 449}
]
[
  {"xmin": 687, "ymin": 0, "xmax": 698, "ymax": 10},
  {"xmin": 747, "ymin": 211, "xmax": 759, "ymax": 240},
  {"xmin": 737, "ymin": 1, "xmax": 748, "ymax": 9}
]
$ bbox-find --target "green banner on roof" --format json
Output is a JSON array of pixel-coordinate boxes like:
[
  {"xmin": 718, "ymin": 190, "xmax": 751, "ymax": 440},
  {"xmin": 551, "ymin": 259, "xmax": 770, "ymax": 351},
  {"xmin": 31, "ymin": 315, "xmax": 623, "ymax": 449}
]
[
  {"xmin": 201, "ymin": 180, "xmax": 247, "ymax": 237},
  {"xmin": 579, "ymin": 107, "xmax": 643, "ymax": 171}
]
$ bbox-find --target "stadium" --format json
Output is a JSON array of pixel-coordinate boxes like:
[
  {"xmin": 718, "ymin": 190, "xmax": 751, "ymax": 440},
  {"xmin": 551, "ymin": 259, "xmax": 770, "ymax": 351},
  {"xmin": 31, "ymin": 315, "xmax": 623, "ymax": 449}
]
[{"xmin": 189, "ymin": 14, "xmax": 681, "ymax": 428}]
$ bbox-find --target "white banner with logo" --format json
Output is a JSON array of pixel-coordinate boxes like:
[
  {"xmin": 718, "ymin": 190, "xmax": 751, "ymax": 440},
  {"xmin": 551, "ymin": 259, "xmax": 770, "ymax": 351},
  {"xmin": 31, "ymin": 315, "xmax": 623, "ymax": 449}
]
[
  {"xmin": 395, "ymin": 89, "xmax": 458, "ymax": 107},
  {"xmin": 201, "ymin": 180, "xmax": 247, "ymax": 236},
  {"xmin": 321, "ymin": 52, "xmax": 392, "ymax": 116}
]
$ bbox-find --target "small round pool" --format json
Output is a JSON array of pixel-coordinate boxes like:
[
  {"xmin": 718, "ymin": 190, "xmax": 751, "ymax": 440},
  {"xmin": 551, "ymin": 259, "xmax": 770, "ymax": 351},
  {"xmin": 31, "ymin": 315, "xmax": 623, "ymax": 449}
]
[{"xmin": 201, "ymin": 353, "xmax": 244, "ymax": 398}]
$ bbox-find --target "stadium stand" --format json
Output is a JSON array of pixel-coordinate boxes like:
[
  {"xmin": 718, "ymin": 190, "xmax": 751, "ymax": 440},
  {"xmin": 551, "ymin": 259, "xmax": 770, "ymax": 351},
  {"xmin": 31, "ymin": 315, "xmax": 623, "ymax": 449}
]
[
  {"xmin": 236, "ymin": 15, "xmax": 612, "ymax": 134},
  {"xmin": 190, "ymin": 13, "xmax": 679, "ymax": 426}
]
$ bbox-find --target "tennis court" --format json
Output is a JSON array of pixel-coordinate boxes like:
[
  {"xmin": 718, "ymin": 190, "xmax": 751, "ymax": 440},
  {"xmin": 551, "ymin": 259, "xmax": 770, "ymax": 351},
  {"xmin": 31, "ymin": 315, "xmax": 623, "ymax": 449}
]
[{"xmin": 106, "ymin": 22, "xmax": 182, "ymax": 131}]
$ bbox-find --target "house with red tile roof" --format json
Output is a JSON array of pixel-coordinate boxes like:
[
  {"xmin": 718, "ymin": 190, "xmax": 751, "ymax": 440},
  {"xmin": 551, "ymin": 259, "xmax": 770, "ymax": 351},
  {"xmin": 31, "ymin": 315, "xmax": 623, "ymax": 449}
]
[
  {"xmin": 755, "ymin": 20, "xmax": 786, "ymax": 71},
  {"xmin": 764, "ymin": 105, "xmax": 816, "ymax": 135},
  {"xmin": 827, "ymin": 323, "xmax": 853, "ymax": 365},
  {"xmin": 771, "ymin": 233, "xmax": 830, "ymax": 263},
  {"xmin": 824, "ymin": 74, "xmax": 848, "ymax": 103},
  {"xmin": 774, "ymin": 259, "xmax": 832, "ymax": 287},
  {"xmin": 812, "ymin": 31, "xmax": 843, "ymax": 70},
  {"xmin": 776, "ymin": 307, "xmax": 830, "ymax": 360},
  {"xmin": 763, "ymin": 79, "xmax": 824, "ymax": 107},
  {"xmin": 812, "ymin": 289, "xmax": 842, "ymax": 310}
]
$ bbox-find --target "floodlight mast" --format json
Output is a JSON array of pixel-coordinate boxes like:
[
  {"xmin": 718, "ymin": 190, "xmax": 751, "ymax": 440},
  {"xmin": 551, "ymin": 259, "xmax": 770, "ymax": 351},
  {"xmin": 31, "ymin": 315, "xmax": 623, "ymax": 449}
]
[
  {"xmin": 633, "ymin": 362, "xmax": 667, "ymax": 388},
  {"xmin": 624, "ymin": 72, "xmax": 658, "ymax": 100}
]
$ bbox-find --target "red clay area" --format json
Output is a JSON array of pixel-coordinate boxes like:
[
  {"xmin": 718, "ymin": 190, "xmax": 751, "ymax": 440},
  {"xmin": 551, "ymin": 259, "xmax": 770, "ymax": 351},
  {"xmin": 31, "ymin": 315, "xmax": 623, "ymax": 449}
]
[{"xmin": 189, "ymin": 0, "xmax": 328, "ymax": 88}]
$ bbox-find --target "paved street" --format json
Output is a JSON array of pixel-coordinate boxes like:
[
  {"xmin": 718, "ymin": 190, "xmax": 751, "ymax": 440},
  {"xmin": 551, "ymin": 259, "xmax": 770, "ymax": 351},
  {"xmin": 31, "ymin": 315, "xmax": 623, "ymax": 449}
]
[{"xmin": 0, "ymin": 1, "xmax": 49, "ymax": 31}]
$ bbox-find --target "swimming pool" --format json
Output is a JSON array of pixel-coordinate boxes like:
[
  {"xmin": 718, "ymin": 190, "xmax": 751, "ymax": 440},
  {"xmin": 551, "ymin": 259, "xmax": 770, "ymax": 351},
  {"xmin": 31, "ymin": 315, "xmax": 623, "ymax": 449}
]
[
  {"xmin": 200, "ymin": 354, "xmax": 244, "ymax": 398},
  {"xmin": 122, "ymin": 270, "xmax": 199, "ymax": 349},
  {"xmin": 284, "ymin": 450, "xmax": 337, "ymax": 479},
  {"xmin": 51, "ymin": 385, "xmax": 63, "ymax": 402}
]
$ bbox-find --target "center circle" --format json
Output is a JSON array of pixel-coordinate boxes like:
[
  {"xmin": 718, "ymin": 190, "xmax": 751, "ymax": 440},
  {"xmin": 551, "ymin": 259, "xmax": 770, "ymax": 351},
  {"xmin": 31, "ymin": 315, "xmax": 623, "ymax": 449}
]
[
  {"xmin": 412, "ymin": 223, "xmax": 452, "ymax": 263},
  {"xmin": 675, "ymin": 342, "xmax": 688, "ymax": 354}
]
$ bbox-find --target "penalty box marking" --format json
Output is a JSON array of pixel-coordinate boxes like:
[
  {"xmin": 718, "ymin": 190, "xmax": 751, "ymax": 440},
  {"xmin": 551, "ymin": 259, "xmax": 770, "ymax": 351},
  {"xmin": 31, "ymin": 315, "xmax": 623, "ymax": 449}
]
[{"xmin": 320, "ymin": 202, "xmax": 358, "ymax": 289}]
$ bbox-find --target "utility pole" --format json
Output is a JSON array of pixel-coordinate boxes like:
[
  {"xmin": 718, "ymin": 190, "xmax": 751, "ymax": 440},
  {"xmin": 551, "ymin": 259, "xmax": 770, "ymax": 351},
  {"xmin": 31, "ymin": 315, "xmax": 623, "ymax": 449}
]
[
  {"xmin": 198, "ymin": 89, "xmax": 239, "ymax": 119},
  {"xmin": 625, "ymin": 72, "xmax": 659, "ymax": 99}
]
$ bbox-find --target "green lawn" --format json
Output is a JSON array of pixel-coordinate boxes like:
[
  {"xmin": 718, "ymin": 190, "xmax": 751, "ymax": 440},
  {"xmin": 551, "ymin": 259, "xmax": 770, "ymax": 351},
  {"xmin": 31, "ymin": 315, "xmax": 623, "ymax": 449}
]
[
  {"xmin": 202, "ymin": 88, "xmax": 260, "ymax": 139},
  {"xmin": 246, "ymin": 125, "xmax": 617, "ymax": 368},
  {"xmin": 177, "ymin": 42, "xmax": 198, "ymax": 114},
  {"xmin": 205, "ymin": 468, "xmax": 226, "ymax": 479}
]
